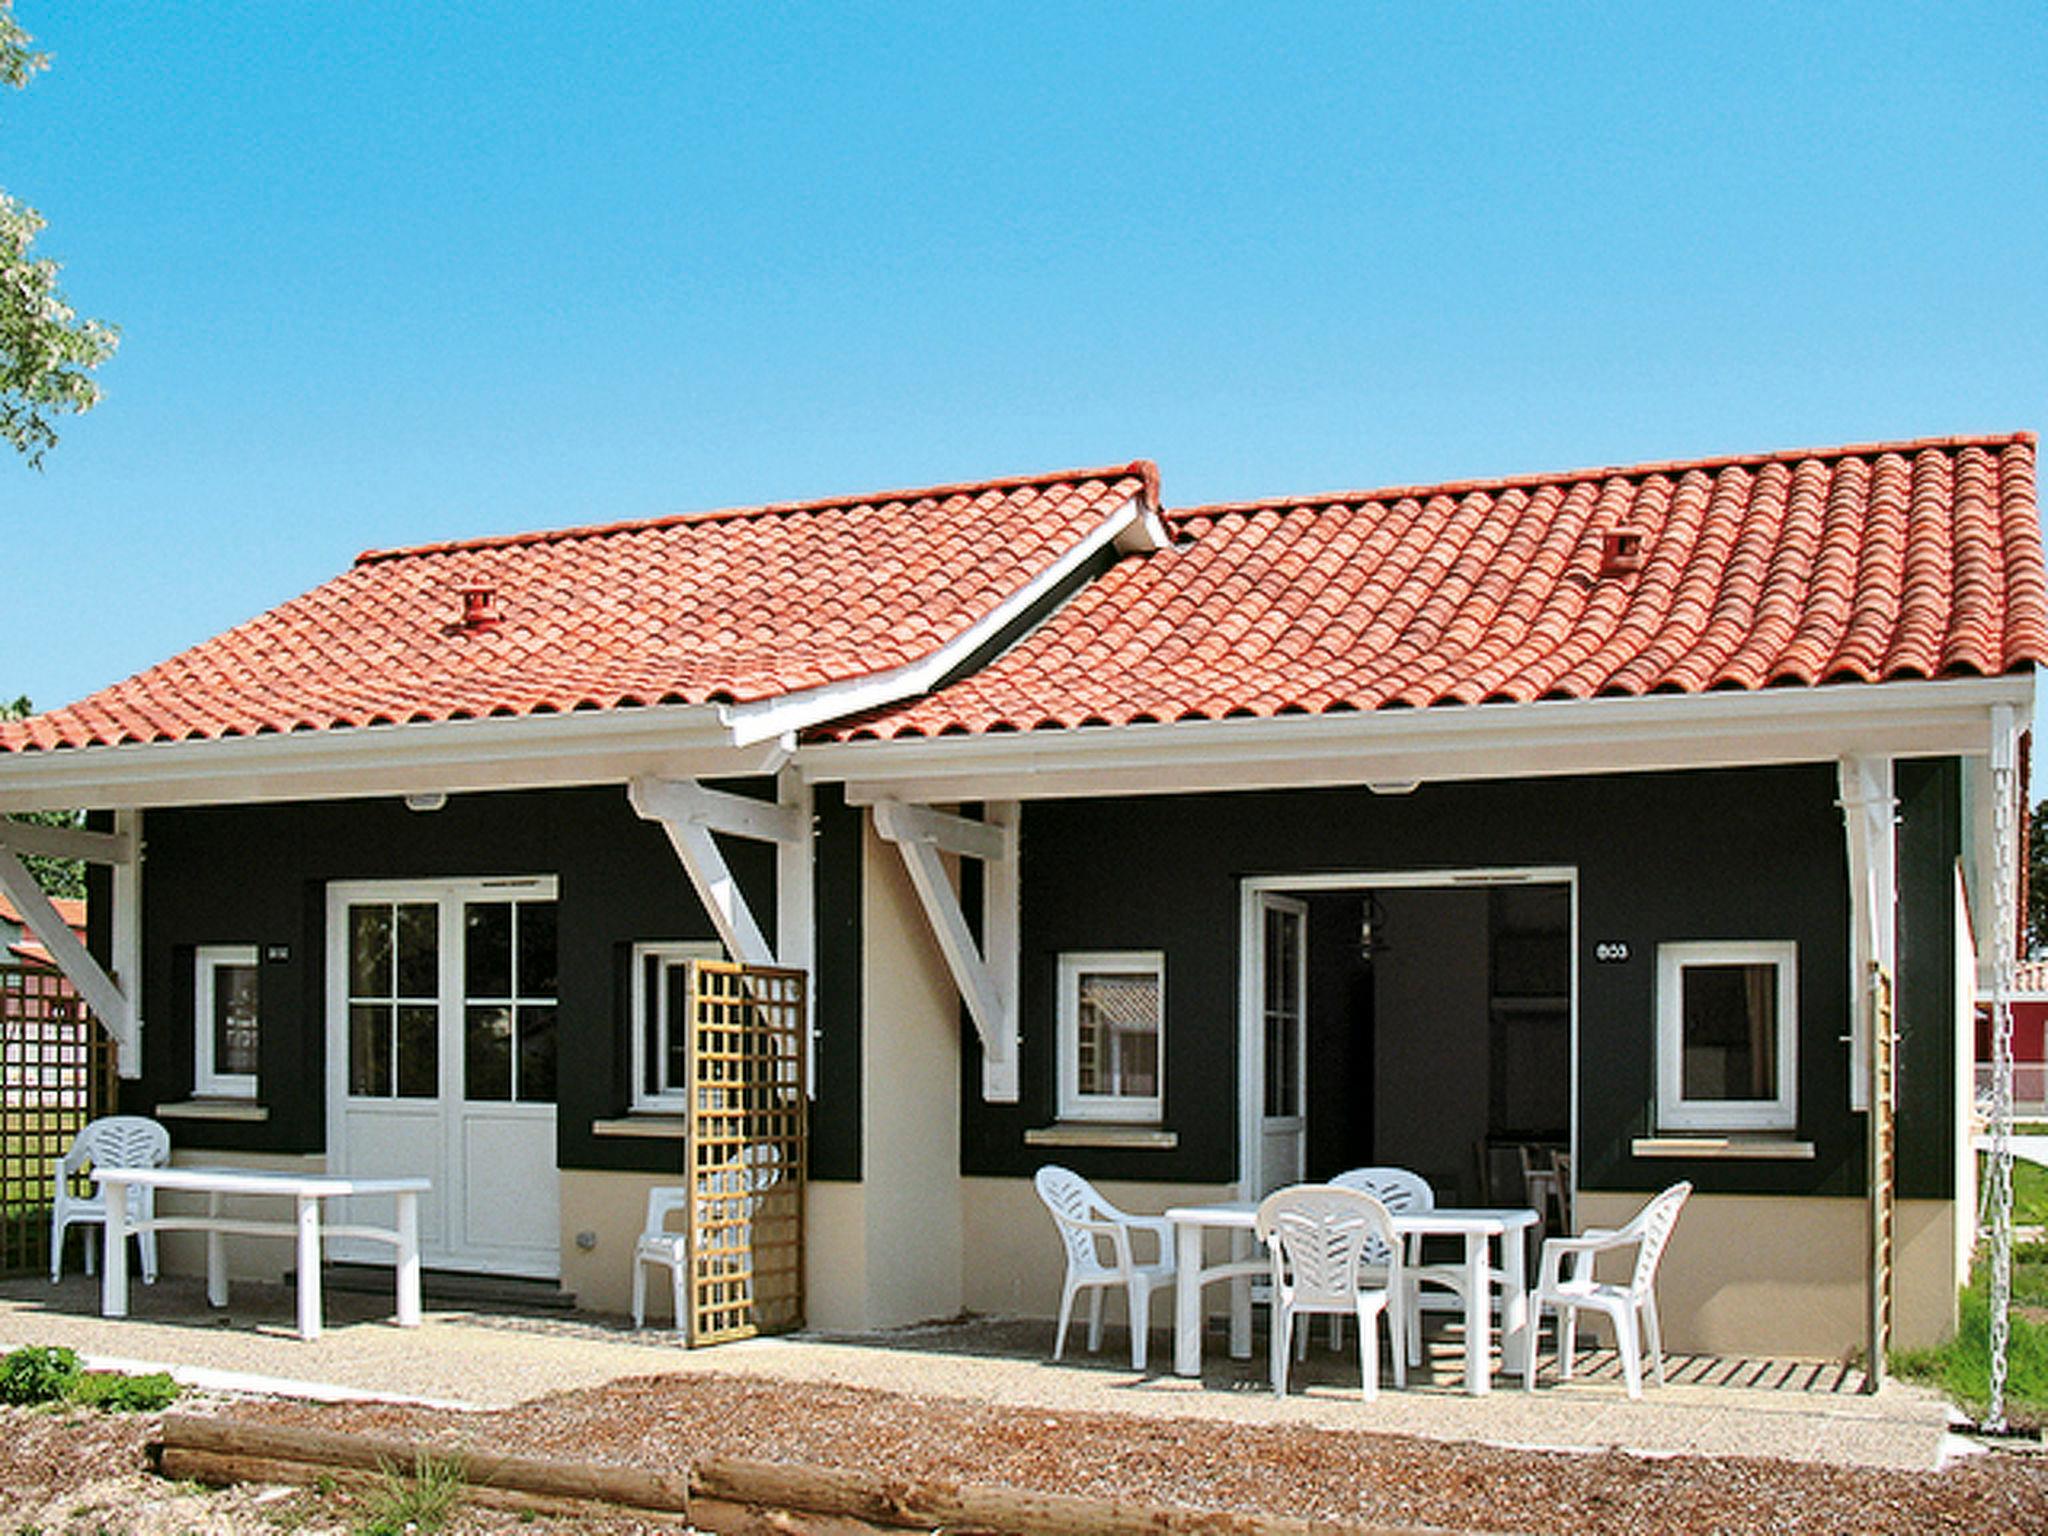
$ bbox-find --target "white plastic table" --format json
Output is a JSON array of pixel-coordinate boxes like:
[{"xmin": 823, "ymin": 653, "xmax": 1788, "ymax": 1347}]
[
  {"xmin": 94, "ymin": 1166, "xmax": 429, "ymax": 1342},
  {"xmin": 1165, "ymin": 1200, "xmax": 1538, "ymax": 1394}
]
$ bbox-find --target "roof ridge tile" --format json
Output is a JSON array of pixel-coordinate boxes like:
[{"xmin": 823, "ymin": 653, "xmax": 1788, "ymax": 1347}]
[{"xmin": 355, "ymin": 460, "xmax": 1161, "ymax": 566}]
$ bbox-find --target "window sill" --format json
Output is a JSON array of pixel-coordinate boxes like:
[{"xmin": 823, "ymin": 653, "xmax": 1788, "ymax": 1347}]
[
  {"xmin": 593, "ymin": 1115, "xmax": 687, "ymax": 1141},
  {"xmin": 157, "ymin": 1098, "xmax": 269, "ymax": 1123},
  {"xmin": 1024, "ymin": 1123, "xmax": 1178, "ymax": 1151},
  {"xmin": 1632, "ymin": 1134, "xmax": 1814, "ymax": 1160}
]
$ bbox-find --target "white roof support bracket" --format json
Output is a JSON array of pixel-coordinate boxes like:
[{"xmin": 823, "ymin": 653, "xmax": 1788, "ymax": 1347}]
[
  {"xmin": 873, "ymin": 798, "xmax": 1020, "ymax": 1102},
  {"xmin": 628, "ymin": 775, "xmax": 810, "ymax": 970},
  {"xmin": 1837, "ymin": 755, "xmax": 1897, "ymax": 1115},
  {"xmin": 0, "ymin": 821, "xmax": 141, "ymax": 1077}
]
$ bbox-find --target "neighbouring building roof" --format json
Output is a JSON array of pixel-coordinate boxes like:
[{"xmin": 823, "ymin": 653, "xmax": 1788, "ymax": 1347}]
[
  {"xmin": 0, "ymin": 890, "xmax": 86, "ymax": 930},
  {"xmin": 827, "ymin": 434, "xmax": 2047, "ymax": 740},
  {"xmin": 0, "ymin": 464, "xmax": 1159, "ymax": 753}
]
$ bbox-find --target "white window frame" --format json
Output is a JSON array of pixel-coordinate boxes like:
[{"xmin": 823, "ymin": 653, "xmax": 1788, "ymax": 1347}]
[
  {"xmin": 1056, "ymin": 950, "xmax": 1165, "ymax": 1123},
  {"xmin": 630, "ymin": 940, "xmax": 723, "ymax": 1113},
  {"xmin": 194, "ymin": 943, "xmax": 260, "ymax": 1099},
  {"xmin": 1656, "ymin": 940, "xmax": 1798, "ymax": 1132}
]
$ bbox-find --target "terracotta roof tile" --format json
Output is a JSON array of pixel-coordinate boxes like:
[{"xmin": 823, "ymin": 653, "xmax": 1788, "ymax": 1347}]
[
  {"xmin": 1, "ymin": 463, "xmax": 1158, "ymax": 753},
  {"xmin": 828, "ymin": 434, "xmax": 2048, "ymax": 742}
]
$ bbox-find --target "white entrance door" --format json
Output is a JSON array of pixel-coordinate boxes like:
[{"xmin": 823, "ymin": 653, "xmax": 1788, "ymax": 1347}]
[
  {"xmin": 1254, "ymin": 892, "xmax": 1308, "ymax": 1195},
  {"xmin": 325, "ymin": 877, "xmax": 561, "ymax": 1278}
]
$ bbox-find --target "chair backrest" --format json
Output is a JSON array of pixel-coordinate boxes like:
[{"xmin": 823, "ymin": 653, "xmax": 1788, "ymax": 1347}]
[
  {"xmin": 1619, "ymin": 1181, "xmax": 1691, "ymax": 1297},
  {"xmin": 642, "ymin": 1185, "xmax": 690, "ymax": 1237},
  {"xmin": 1034, "ymin": 1165, "xmax": 1114, "ymax": 1274},
  {"xmin": 67, "ymin": 1116, "xmax": 170, "ymax": 1178},
  {"xmin": 1256, "ymin": 1185, "xmax": 1398, "ymax": 1309},
  {"xmin": 1328, "ymin": 1166, "xmax": 1431, "ymax": 1266}
]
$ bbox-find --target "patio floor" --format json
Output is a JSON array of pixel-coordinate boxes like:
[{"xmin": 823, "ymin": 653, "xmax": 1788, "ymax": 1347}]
[{"xmin": 0, "ymin": 1272, "xmax": 1962, "ymax": 1472}]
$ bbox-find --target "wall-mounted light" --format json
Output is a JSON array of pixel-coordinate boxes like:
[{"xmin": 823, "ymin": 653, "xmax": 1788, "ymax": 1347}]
[
  {"xmin": 1359, "ymin": 893, "xmax": 1390, "ymax": 958},
  {"xmin": 404, "ymin": 792, "xmax": 448, "ymax": 813}
]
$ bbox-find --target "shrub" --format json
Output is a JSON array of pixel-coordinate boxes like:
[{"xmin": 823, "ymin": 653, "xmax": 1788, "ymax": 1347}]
[
  {"xmin": 0, "ymin": 1346, "xmax": 79, "ymax": 1405},
  {"xmin": 63, "ymin": 1370, "xmax": 179, "ymax": 1413}
]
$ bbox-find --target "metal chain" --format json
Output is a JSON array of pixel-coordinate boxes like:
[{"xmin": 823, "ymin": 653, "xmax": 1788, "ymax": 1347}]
[{"xmin": 1986, "ymin": 751, "xmax": 2018, "ymax": 1431}]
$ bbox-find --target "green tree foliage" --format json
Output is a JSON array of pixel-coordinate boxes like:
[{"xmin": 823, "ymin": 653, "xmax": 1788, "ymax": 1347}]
[
  {"xmin": 1, "ymin": 1, "xmax": 117, "ymax": 467},
  {"xmin": 0, "ymin": 694, "xmax": 83, "ymax": 899}
]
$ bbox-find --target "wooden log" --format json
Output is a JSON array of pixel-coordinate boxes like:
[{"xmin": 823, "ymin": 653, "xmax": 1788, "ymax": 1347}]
[
  {"xmin": 694, "ymin": 1456, "xmax": 1483, "ymax": 1536},
  {"xmin": 158, "ymin": 1414, "xmax": 693, "ymax": 1515},
  {"xmin": 160, "ymin": 1415, "xmax": 1493, "ymax": 1536},
  {"xmin": 689, "ymin": 1493, "xmax": 911, "ymax": 1536}
]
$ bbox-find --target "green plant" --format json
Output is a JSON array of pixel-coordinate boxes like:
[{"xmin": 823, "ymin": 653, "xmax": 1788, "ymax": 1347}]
[
  {"xmin": 1894, "ymin": 1256, "xmax": 2048, "ymax": 1426},
  {"xmin": 355, "ymin": 1450, "xmax": 467, "ymax": 1536},
  {"xmin": 0, "ymin": 1345, "xmax": 78, "ymax": 1404},
  {"xmin": 63, "ymin": 1369, "xmax": 179, "ymax": 1412}
]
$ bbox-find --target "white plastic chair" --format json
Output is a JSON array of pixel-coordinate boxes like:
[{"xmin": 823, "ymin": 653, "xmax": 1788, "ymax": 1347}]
[
  {"xmin": 630, "ymin": 1185, "xmax": 690, "ymax": 1330},
  {"xmin": 1255, "ymin": 1184, "xmax": 1406, "ymax": 1400},
  {"xmin": 50, "ymin": 1115, "xmax": 171, "ymax": 1284},
  {"xmin": 1033, "ymin": 1165, "xmax": 1176, "ymax": 1372},
  {"xmin": 1325, "ymin": 1166, "xmax": 1433, "ymax": 1357},
  {"xmin": 1523, "ymin": 1181, "xmax": 1691, "ymax": 1398}
]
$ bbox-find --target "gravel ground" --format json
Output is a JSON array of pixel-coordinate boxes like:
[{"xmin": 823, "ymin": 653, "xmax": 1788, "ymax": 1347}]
[
  {"xmin": 5, "ymin": 1372, "xmax": 2046, "ymax": 1535},
  {"xmin": 224, "ymin": 1372, "xmax": 2048, "ymax": 1536}
]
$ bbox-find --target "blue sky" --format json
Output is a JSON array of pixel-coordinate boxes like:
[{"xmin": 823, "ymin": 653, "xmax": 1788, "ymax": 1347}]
[{"xmin": 5, "ymin": 3, "xmax": 2046, "ymax": 741}]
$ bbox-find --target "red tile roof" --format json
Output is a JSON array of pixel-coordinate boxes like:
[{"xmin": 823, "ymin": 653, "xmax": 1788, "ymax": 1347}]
[
  {"xmin": 828, "ymin": 434, "xmax": 2047, "ymax": 741},
  {"xmin": 0, "ymin": 464, "xmax": 1158, "ymax": 753}
]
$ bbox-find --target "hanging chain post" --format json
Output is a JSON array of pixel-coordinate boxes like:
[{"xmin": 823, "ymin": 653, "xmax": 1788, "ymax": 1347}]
[{"xmin": 1985, "ymin": 715, "xmax": 2020, "ymax": 1431}]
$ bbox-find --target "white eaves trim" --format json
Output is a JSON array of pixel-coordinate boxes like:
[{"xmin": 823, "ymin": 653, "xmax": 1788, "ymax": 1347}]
[
  {"xmin": 811, "ymin": 674, "xmax": 2036, "ymax": 805},
  {"xmin": 0, "ymin": 704, "xmax": 777, "ymax": 814},
  {"xmin": 719, "ymin": 493, "xmax": 1164, "ymax": 748}
]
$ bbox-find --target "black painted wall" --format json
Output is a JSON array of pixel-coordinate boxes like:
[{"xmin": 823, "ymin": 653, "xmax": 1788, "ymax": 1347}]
[
  {"xmin": 121, "ymin": 782, "xmax": 865, "ymax": 1181},
  {"xmin": 958, "ymin": 761, "xmax": 1964, "ymax": 1200}
]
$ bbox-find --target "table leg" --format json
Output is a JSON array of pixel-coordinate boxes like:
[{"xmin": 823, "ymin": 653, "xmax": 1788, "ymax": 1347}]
[
  {"xmin": 101, "ymin": 1178, "xmax": 129, "ymax": 1320},
  {"xmin": 395, "ymin": 1191, "xmax": 422, "ymax": 1328},
  {"xmin": 295, "ymin": 1196, "xmax": 321, "ymax": 1342},
  {"xmin": 1499, "ymin": 1223, "xmax": 1530, "ymax": 1382},
  {"xmin": 1173, "ymin": 1223, "xmax": 1202, "ymax": 1377},
  {"xmin": 1463, "ymin": 1231, "xmax": 1490, "ymax": 1395},
  {"xmin": 1228, "ymin": 1228, "xmax": 1252, "ymax": 1360},
  {"xmin": 205, "ymin": 1191, "xmax": 228, "ymax": 1308}
]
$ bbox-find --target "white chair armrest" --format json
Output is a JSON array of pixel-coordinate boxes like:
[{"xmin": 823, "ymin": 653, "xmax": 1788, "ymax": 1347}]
[
  {"xmin": 1122, "ymin": 1215, "xmax": 1174, "ymax": 1263},
  {"xmin": 1537, "ymin": 1227, "xmax": 1637, "ymax": 1292}
]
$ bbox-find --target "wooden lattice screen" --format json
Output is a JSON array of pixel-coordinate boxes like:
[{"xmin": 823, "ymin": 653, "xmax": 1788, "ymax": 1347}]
[
  {"xmin": 686, "ymin": 960, "xmax": 807, "ymax": 1346},
  {"xmin": 1, "ymin": 965, "xmax": 117, "ymax": 1277},
  {"xmin": 1865, "ymin": 965, "xmax": 1895, "ymax": 1393}
]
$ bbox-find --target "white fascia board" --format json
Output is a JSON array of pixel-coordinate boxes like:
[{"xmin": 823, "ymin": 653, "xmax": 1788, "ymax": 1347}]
[
  {"xmin": 720, "ymin": 494, "xmax": 1154, "ymax": 748},
  {"xmin": 0, "ymin": 705, "xmax": 774, "ymax": 814},
  {"xmin": 813, "ymin": 674, "xmax": 2036, "ymax": 805}
]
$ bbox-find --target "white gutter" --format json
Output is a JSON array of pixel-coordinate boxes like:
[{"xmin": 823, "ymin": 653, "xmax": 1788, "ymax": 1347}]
[
  {"xmin": 806, "ymin": 674, "xmax": 2036, "ymax": 804},
  {"xmin": 719, "ymin": 493, "xmax": 1164, "ymax": 747},
  {"xmin": 0, "ymin": 704, "xmax": 770, "ymax": 813}
]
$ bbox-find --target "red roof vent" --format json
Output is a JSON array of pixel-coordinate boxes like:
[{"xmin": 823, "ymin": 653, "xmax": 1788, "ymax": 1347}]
[
  {"xmin": 1599, "ymin": 529, "xmax": 1644, "ymax": 578},
  {"xmin": 458, "ymin": 584, "xmax": 502, "ymax": 632}
]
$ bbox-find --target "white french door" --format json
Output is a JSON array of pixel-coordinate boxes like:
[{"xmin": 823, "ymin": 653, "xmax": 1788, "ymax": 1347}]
[
  {"xmin": 1253, "ymin": 892, "xmax": 1308, "ymax": 1195},
  {"xmin": 325, "ymin": 877, "xmax": 561, "ymax": 1277}
]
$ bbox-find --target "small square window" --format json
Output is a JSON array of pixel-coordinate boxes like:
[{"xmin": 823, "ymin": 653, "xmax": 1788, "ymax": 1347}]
[
  {"xmin": 1656, "ymin": 941, "xmax": 1797, "ymax": 1132},
  {"xmin": 195, "ymin": 944, "xmax": 260, "ymax": 1099},
  {"xmin": 630, "ymin": 940, "xmax": 723, "ymax": 1112},
  {"xmin": 1057, "ymin": 951, "xmax": 1164, "ymax": 1123}
]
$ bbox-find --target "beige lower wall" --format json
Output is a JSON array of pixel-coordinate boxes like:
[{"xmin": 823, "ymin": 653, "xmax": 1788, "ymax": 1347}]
[
  {"xmin": 149, "ymin": 1150, "xmax": 327, "ymax": 1284},
  {"xmin": 854, "ymin": 817, "xmax": 965, "ymax": 1328},
  {"xmin": 961, "ymin": 1175, "xmax": 1239, "ymax": 1319},
  {"xmin": 1576, "ymin": 1190, "xmax": 1959, "ymax": 1357}
]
